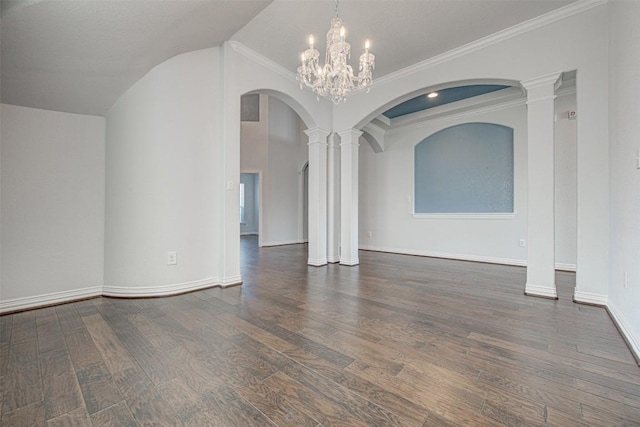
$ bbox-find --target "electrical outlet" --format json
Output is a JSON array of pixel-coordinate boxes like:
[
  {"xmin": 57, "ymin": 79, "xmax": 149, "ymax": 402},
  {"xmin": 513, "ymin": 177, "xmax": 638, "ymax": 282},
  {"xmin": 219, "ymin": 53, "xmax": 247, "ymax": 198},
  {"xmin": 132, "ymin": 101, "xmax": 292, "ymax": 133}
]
[
  {"xmin": 368, "ymin": 231, "xmax": 373, "ymax": 238},
  {"xmin": 167, "ymin": 251, "xmax": 177, "ymax": 265},
  {"xmin": 519, "ymin": 239, "xmax": 526, "ymax": 247}
]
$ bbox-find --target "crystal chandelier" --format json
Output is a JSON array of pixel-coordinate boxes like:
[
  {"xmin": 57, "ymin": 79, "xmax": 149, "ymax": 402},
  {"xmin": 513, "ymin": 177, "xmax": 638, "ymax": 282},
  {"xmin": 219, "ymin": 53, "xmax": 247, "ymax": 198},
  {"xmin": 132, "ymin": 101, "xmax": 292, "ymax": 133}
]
[{"xmin": 296, "ymin": 0, "xmax": 375, "ymax": 104}]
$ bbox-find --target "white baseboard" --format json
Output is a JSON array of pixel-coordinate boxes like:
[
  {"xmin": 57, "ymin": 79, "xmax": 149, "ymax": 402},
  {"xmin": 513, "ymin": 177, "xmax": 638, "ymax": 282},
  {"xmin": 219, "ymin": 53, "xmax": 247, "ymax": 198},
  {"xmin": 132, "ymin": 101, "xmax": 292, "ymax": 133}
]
[
  {"xmin": 240, "ymin": 231, "xmax": 258, "ymax": 236},
  {"xmin": 1, "ymin": 274, "xmax": 244, "ymax": 313},
  {"xmin": 573, "ymin": 289, "xmax": 608, "ymax": 306},
  {"xmin": 555, "ymin": 262, "xmax": 577, "ymax": 272},
  {"xmin": 261, "ymin": 239, "xmax": 300, "ymax": 247},
  {"xmin": 0, "ymin": 286, "xmax": 102, "ymax": 314},
  {"xmin": 103, "ymin": 277, "xmax": 220, "ymax": 298},
  {"xmin": 308, "ymin": 257, "xmax": 328, "ymax": 266},
  {"xmin": 360, "ymin": 245, "xmax": 525, "ymax": 267},
  {"xmin": 221, "ymin": 275, "xmax": 242, "ymax": 288},
  {"xmin": 607, "ymin": 301, "xmax": 640, "ymax": 365},
  {"xmin": 525, "ymin": 282, "xmax": 558, "ymax": 299},
  {"xmin": 327, "ymin": 255, "xmax": 340, "ymax": 263},
  {"xmin": 359, "ymin": 245, "xmax": 576, "ymax": 271},
  {"xmin": 340, "ymin": 257, "xmax": 360, "ymax": 266}
]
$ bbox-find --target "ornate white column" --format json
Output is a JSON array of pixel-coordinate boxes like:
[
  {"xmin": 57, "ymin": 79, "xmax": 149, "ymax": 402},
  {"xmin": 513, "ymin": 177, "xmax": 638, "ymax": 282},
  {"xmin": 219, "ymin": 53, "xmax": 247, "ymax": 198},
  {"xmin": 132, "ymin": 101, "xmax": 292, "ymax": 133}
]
[
  {"xmin": 306, "ymin": 127, "xmax": 330, "ymax": 266},
  {"xmin": 521, "ymin": 72, "xmax": 561, "ymax": 299},
  {"xmin": 338, "ymin": 129, "xmax": 362, "ymax": 266},
  {"xmin": 327, "ymin": 132, "xmax": 341, "ymax": 263}
]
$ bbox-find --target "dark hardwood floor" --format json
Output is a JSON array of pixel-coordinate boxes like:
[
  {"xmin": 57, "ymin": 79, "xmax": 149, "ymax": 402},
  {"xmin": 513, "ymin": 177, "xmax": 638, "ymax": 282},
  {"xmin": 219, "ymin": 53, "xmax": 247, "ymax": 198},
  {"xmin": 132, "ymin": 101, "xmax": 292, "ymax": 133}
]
[{"xmin": 2, "ymin": 235, "xmax": 640, "ymax": 426}]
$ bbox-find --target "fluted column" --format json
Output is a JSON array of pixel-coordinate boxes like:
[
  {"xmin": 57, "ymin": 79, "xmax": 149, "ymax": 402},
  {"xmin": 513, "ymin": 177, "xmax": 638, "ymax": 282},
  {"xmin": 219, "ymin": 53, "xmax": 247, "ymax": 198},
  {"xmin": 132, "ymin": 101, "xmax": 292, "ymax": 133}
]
[
  {"xmin": 306, "ymin": 127, "xmax": 330, "ymax": 266},
  {"xmin": 521, "ymin": 72, "xmax": 561, "ymax": 299},
  {"xmin": 338, "ymin": 129, "xmax": 362, "ymax": 266}
]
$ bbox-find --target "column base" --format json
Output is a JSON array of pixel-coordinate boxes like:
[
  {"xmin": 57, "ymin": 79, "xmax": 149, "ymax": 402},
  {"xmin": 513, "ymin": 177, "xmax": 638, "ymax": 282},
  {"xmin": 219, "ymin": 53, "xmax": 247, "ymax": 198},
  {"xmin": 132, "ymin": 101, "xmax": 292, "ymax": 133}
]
[
  {"xmin": 327, "ymin": 255, "xmax": 340, "ymax": 263},
  {"xmin": 308, "ymin": 257, "xmax": 328, "ymax": 267},
  {"xmin": 339, "ymin": 257, "xmax": 360, "ymax": 266},
  {"xmin": 525, "ymin": 282, "xmax": 558, "ymax": 299},
  {"xmin": 221, "ymin": 275, "xmax": 242, "ymax": 288},
  {"xmin": 573, "ymin": 289, "xmax": 608, "ymax": 306}
]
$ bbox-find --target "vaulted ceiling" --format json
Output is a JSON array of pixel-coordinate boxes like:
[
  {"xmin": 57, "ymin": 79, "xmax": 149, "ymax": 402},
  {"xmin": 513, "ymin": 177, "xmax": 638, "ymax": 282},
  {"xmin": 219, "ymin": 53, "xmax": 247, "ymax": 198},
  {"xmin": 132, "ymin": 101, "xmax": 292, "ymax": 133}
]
[{"xmin": 1, "ymin": 0, "xmax": 574, "ymax": 116}]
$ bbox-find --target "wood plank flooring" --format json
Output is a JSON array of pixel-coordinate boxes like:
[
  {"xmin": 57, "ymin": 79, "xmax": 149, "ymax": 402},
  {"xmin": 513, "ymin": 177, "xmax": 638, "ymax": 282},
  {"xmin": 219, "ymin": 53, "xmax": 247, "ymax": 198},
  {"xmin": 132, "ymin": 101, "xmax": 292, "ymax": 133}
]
[{"xmin": 2, "ymin": 235, "xmax": 640, "ymax": 426}]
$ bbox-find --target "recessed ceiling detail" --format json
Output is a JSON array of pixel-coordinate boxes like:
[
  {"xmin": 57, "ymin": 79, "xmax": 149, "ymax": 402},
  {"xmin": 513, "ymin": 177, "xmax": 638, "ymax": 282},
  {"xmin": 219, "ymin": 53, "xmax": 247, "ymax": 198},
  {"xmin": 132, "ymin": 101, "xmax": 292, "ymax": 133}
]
[{"xmin": 383, "ymin": 85, "xmax": 511, "ymax": 119}]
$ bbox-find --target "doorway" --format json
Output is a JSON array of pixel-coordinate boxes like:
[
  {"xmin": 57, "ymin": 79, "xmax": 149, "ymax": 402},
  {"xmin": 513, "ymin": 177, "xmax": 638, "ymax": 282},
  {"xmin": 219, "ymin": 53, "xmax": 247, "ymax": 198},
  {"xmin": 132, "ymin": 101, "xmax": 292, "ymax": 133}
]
[{"xmin": 240, "ymin": 172, "xmax": 260, "ymax": 242}]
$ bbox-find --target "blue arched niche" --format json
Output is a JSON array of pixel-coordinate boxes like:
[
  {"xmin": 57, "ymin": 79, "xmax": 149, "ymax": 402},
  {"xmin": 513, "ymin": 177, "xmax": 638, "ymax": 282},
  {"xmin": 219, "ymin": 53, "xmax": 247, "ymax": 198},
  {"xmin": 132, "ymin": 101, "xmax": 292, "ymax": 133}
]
[{"xmin": 414, "ymin": 122, "xmax": 514, "ymax": 214}]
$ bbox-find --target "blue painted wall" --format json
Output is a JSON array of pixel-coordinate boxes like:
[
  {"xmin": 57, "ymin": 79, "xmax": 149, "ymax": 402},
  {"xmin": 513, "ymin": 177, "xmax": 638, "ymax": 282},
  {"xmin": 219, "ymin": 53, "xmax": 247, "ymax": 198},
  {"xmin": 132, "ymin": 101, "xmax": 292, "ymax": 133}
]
[{"xmin": 414, "ymin": 122, "xmax": 514, "ymax": 213}]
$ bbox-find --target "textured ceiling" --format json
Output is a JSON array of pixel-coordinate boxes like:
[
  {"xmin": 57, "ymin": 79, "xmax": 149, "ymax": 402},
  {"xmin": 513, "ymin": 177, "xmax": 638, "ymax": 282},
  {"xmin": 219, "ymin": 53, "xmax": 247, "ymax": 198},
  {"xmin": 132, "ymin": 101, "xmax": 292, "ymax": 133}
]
[
  {"xmin": 1, "ymin": 0, "xmax": 574, "ymax": 117},
  {"xmin": 0, "ymin": 0, "xmax": 272, "ymax": 116},
  {"xmin": 233, "ymin": 0, "xmax": 574, "ymax": 81}
]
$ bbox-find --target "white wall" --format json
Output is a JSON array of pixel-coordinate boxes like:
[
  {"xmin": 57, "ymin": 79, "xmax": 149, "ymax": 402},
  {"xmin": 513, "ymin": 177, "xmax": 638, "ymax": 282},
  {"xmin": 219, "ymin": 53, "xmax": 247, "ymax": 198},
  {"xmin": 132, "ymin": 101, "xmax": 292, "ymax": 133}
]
[
  {"xmin": 0, "ymin": 104, "xmax": 105, "ymax": 310},
  {"xmin": 359, "ymin": 92, "xmax": 577, "ymax": 268},
  {"xmin": 267, "ymin": 96, "xmax": 306, "ymax": 245},
  {"xmin": 608, "ymin": 0, "xmax": 640, "ymax": 359},
  {"xmin": 241, "ymin": 94, "xmax": 269, "ymax": 173},
  {"xmin": 104, "ymin": 48, "xmax": 222, "ymax": 295},
  {"xmin": 336, "ymin": 3, "xmax": 609, "ymax": 300},
  {"xmin": 240, "ymin": 94, "xmax": 307, "ymax": 246},
  {"xmin": 554, "ymin": 91, "xmax": 577, "ymax": 269},
  {"xmin": 359, "ymin": 101, "xmax": 529, "ymax": 265},
  {"xmin": 241, "ymin": 94, "xmax": 269, "ymax": 241}
]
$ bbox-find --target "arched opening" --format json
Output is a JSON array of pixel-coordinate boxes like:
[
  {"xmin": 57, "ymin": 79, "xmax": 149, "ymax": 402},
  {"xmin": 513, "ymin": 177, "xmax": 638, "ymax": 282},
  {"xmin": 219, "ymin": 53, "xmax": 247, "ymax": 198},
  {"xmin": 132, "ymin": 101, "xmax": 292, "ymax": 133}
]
[
  {"xmin": 357, "ymin": 75, "xmax": 577, "ymax": 283},
  {"xmin": 239, "ymin": 90, "xmax": 311, "ymax": 259}
]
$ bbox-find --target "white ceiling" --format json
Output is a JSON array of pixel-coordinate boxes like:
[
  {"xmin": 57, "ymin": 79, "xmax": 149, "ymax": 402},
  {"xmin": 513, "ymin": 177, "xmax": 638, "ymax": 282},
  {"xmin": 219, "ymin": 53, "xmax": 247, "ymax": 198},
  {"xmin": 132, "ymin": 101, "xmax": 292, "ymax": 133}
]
[{"xmin": 1, "ymin": 0, "xmax": 574, "ymax": 117}]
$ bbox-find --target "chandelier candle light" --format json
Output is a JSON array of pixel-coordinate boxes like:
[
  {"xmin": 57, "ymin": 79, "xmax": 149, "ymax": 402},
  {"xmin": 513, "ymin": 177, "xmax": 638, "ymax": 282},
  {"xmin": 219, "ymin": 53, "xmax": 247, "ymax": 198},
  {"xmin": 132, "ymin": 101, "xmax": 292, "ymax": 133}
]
[{"xmin": 297, "ymin": 0, "xmax": 375, "ymax": 104}]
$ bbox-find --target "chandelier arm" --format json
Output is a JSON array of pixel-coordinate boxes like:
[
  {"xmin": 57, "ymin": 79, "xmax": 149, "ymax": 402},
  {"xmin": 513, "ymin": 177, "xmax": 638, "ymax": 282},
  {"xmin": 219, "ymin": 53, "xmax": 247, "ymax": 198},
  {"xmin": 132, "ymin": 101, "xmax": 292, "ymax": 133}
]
[{"xmin": 296, "ymin": 0, "xmax": 374, "ymax": 103}]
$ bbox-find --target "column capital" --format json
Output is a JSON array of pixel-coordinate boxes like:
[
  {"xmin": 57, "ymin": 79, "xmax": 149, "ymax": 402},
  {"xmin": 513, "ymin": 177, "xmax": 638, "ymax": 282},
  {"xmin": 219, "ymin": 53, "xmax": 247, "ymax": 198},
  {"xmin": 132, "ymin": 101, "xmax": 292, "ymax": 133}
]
[
  {"xmin": 521, "ymin": 72, "xmax": 562, "ymax": 104},
  {"xmin": 337, "ymin": 128, "xmax": 363, "ymax": 146},
  {"xmin": 521, "ymin": 72, "xmax": 562, "ymax": 91},
  {"xmin": 304, "ymin": 127, "xmax": 331, "ymax": 145}
]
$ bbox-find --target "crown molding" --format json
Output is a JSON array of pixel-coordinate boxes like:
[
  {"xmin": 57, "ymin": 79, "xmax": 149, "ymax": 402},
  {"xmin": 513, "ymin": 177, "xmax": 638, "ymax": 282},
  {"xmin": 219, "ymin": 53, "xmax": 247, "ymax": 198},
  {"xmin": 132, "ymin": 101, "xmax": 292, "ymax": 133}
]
[
  {"xmin": 227, "ymin": 40, "xmax": 297, "ymax": 82},
  {"xmin": 376, "ymin": 0, "xmax": 608, "ymax": 87}
]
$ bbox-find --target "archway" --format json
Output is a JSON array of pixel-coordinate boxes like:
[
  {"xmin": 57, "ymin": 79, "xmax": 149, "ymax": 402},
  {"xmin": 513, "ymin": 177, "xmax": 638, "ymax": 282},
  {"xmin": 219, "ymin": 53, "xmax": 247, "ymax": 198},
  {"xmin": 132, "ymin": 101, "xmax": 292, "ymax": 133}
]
[{"xmin": 239, "ymin": 91, "xmax": 310, "ymax": 253}]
